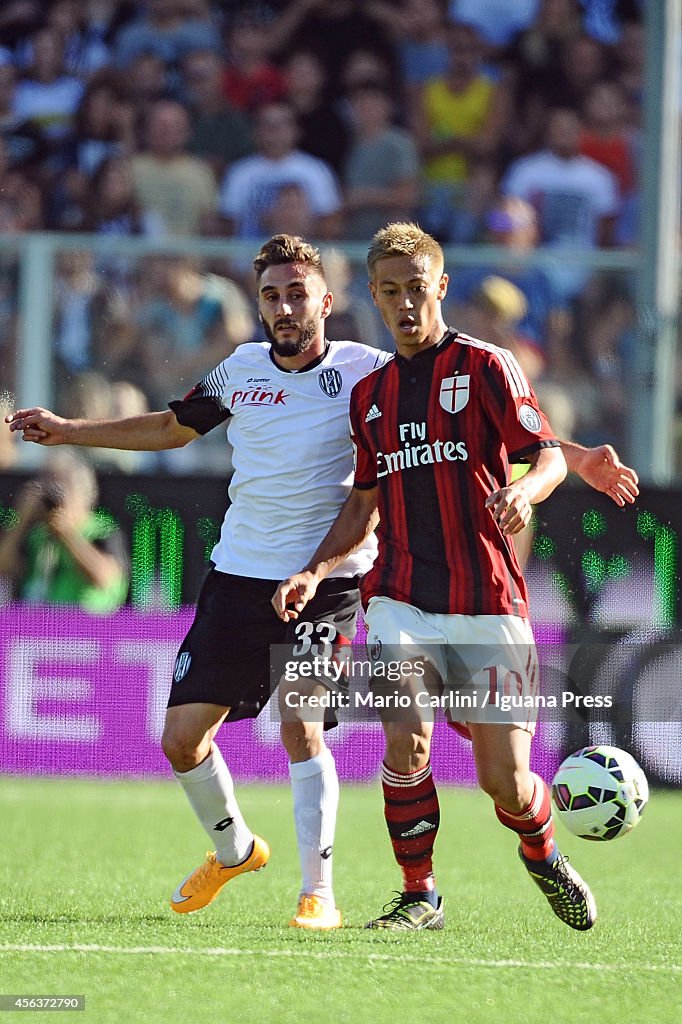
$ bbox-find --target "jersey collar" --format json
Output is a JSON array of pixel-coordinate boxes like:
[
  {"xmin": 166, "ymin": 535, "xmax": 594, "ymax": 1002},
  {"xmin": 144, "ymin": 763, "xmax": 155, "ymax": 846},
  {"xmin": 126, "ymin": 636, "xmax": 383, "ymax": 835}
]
[
  {"xmin": 268, "ymin": 341, "xmax": 331, "ymax": 374},
  {"xmin": 394, "ymin": 328, "xmax": 458, "ymax": 367}
]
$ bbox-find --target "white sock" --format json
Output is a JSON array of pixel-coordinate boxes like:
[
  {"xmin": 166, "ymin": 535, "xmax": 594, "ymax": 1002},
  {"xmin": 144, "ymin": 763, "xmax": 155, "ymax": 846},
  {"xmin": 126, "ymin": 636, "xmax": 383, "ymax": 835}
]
[
  {"xmin": 174, "ymin": 745, "xmax": 253, "ymax": 866},
  {"xmin": 289, "ymin": 746, "xmax": 339, "ymax": 907}
]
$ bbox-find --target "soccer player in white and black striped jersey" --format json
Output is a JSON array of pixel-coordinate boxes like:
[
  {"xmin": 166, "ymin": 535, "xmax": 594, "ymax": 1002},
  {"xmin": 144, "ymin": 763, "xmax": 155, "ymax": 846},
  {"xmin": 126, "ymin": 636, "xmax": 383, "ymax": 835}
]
[{"xmin": 6, "ymin": 234, "xmax": 390, "ymax": 930}]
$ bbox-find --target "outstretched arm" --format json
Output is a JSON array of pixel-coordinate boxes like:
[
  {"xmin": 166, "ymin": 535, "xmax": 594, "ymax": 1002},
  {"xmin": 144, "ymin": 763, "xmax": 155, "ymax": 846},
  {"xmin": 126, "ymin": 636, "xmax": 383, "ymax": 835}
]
[
  {"xmin": 6, "ymin": 408, "xmax": 199, "ymax": 451},
  {"xmin": 560, "ymin": 441, "xmax": 639, "ymax": 507},
  {"xmin": 272, "ymin": 486, "xmax": 378, "ymax": 622}
]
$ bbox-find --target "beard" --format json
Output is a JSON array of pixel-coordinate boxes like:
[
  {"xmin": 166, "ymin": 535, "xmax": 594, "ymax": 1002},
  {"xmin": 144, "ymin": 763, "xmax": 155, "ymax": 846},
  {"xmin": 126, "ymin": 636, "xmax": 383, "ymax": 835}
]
[{"xmin": 262, "ymin": 315, "xmax": 320, "ymax": 357}]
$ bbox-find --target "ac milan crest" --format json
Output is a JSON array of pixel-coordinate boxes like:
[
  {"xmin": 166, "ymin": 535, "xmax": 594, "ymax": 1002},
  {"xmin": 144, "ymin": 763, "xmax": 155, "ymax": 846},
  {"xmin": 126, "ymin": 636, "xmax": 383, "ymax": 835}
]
[{"xmin": 439, "ymin": 374, "xmax": 470, "ymax": 414}]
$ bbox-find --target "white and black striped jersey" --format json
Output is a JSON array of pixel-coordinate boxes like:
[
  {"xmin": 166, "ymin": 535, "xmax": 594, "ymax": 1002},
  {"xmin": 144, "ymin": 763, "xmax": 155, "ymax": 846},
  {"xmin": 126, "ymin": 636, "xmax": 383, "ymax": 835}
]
[{"xmin": 170, "ymin": 340, "xmax": 391, "ymax": 580}]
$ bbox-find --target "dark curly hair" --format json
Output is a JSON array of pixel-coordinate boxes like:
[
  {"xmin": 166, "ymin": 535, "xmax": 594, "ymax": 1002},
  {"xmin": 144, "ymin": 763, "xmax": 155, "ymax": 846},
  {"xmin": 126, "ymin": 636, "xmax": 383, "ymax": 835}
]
[{"xmin": 253, "ymin": 234, "xmax": 326, "ymax": 281}]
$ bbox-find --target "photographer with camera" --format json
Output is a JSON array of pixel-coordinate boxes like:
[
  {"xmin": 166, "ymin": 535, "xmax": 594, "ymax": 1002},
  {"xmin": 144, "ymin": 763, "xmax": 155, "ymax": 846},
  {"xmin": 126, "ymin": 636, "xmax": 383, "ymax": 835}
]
[{"xmin": 0, "ymin": 449, "xmax": 128, "ymax": 612}]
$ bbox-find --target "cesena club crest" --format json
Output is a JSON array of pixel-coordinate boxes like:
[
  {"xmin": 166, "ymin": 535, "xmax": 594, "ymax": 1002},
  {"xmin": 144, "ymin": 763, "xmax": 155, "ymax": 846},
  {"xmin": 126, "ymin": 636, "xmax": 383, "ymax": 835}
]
[
  {"xmin": 439, "ymin": 374, "xmax": 470, "ymax": 414},
  {"xmin": 318, "ymin": 368, "xmax": 343, "ymax": 398},
  {"xmin": 173, "ymin": 652, "xmax": 192, "ymax": 682}
]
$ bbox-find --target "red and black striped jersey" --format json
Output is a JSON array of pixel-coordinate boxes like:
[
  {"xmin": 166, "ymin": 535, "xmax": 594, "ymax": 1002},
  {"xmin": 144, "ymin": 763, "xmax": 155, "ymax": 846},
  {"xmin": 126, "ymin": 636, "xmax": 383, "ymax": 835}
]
[{"xmin": 350, "ymin": 329, "xmax": 559, "ymax": 616}]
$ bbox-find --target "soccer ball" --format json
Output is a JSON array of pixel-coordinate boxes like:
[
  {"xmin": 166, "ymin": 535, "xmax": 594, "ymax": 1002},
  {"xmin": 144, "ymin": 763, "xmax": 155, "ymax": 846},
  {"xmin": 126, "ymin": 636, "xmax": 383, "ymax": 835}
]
[{"xmin": 551, "ymin": 745, "xmax": 649, "ymax": 841}]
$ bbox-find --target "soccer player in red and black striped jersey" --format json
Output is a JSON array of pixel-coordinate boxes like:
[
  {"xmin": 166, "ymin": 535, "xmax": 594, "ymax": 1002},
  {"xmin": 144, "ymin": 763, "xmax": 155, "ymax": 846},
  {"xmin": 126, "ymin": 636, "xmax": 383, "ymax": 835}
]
[{"xmin": 273, "ymin": 222, "xmax": 598, "ymax": 931}]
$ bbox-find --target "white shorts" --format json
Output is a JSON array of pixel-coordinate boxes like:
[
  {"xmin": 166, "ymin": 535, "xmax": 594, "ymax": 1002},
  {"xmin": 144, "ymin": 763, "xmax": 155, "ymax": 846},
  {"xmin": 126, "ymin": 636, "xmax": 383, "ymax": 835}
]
[{"xmin": 364, "ymin": 596, "xmax": 538, "ymax": 733}]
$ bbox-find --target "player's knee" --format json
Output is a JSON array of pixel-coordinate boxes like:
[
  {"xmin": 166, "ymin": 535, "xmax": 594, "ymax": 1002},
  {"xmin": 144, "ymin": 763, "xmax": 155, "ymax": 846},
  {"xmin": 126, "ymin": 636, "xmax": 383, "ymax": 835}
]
[
  {"xmin": 478, "ymin": 766, "xmax": 530, "ymax": 812},
  {"xmin": 384, "ymin": 722, "xmax": 432, "ymax": 773},
  {"xmin": 280, "ymin": 719, "xmax": 324, "ymax": 761},
  {"xmin": 161, "ymin": 726, "xmax": 207, "ymax": 773}
]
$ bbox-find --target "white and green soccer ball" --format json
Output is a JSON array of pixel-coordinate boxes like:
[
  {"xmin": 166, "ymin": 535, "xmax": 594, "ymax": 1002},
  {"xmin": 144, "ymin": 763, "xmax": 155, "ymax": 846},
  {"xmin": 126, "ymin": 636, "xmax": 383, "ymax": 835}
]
[{"xmin": 551, "ymin": 745, "xmax": 649, "ymax": 841}]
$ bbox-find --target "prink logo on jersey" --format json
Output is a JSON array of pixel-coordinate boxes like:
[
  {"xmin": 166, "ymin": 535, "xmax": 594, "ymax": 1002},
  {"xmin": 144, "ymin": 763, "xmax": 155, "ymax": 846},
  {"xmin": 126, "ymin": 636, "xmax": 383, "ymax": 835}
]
[
  {"xmin": 377, "ymin": 421, "xmax": 468, "ymax": 478},
  {"xmin": 230, "ymin": 387, "xmax": 289, "ymax": 408},
  {"xmin": 318, "ymin": 368, "xmax": 342, "ymax": 398}
]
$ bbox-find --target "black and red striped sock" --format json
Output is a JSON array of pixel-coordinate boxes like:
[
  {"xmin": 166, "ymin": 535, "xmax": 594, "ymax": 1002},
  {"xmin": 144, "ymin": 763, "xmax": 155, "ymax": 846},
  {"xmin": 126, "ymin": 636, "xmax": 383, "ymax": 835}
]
[
  {"xmin": 382, "ymin": 762, "xmax": 440, "ymax": 900},
  {"xmin": 495, "ymin": 772, "xmax": 555, "ymax": 861}
]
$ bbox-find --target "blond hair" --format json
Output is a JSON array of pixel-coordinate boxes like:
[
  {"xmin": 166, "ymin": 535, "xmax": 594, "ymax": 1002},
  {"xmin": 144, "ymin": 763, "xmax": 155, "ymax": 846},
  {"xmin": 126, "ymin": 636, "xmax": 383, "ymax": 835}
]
[
  {"xmin": 253, "ymin": 233, "xmax": 325, "ymax": 280},
  {"xmin": 367, "ymin": 222, "xmax": 444, "ymax": 276}
]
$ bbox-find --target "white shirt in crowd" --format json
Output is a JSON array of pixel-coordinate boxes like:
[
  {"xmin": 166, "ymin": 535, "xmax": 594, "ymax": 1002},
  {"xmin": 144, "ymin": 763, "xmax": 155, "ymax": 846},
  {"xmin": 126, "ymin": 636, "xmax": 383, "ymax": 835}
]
[{"xmin": 219, "ymin": 151, "xmax": 342, "ymax": 238}]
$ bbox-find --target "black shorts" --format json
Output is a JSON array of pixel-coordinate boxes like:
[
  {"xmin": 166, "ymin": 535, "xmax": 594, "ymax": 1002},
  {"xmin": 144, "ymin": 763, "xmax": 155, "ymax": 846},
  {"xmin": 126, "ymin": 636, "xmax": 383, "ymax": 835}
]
[{"xmin": 167, "ymin": 569, "xmax": 360, "ymax": 721}]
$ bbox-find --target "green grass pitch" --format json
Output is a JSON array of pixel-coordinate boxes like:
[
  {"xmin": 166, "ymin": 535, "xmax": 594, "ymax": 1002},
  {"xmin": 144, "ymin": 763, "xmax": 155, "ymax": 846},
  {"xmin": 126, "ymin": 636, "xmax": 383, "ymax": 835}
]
[{"xmin": 0, "ymin": 776, "xmax": 680, "ymax": 1024}]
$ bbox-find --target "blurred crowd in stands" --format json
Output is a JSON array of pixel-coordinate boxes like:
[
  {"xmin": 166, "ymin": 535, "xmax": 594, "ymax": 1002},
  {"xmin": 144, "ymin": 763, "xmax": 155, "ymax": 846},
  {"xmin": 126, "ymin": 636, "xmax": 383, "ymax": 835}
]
[{"xmin": 0, "ymin": 0, "xmax": 647, "ymax": 470}]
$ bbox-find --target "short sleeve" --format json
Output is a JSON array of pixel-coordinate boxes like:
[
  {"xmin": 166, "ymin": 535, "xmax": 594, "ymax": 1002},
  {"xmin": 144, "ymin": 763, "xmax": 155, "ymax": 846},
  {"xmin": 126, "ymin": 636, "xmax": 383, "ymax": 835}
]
[
  {"xmin": 479, "ymin": 348, "xmax": 559, "ymax": 462},
  {"xmin": 168, "ymin": 359, "xmax": 231, "ymax": 435}
]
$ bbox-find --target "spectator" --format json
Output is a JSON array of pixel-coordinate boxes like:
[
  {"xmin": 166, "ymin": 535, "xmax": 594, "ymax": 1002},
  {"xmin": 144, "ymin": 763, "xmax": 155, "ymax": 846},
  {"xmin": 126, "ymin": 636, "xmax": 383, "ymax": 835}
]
[
  {"xmin": 259, "ymin": 182, "xmax": 317, "ymax": 239},
  {"xmin": 113, "ymin": 0, "xmax": 220, "ymax": 70},
  {"xmin": 121, "ymin": 50, "xmax": 171, "ymax": 134},
  {"xmin": 68, "ymin": 72, "xmax": 135, "ymax": 177},
  {"xmin": 342, "ymin": 84, "xmax": 419, "ymax": 240},
  {"xmin": 548, "ymin": 33, "xmax": 609, "ymax": 114},
  {"xmin": 0, "ymin": 3, "xmax": 43, "ymax": 49},
  {"xmin": 0, "ymin": 448, "xmax": 128, "ymax": 612},
  {"xmin": 83, "ymin": 153, "xmax": 165, "ymax": 237},
  {"xmin": 446, "ymin": 197, "xmax": 572, "ymax": 372},
  {"xmin": 612, "ymin": 18, "xmax": 644, "ymax": 128},
  {"xmin": 504, "ymin": 0, "xmax": 583, "ymax": 155},
  {"xmin": 52, "ymin": 249, "xmax": 137, "ymax": 394},
  {"xmin": 284, "ymin": 49, "xmax": 350, "ymax": 176},
  {"xmin": 80, "ymin": 153, "xmax": 165, "ymax": 292},
  {"xmin": 0, "ymin": 58, "xmax": 49, "ymax": 174},
  {"xmin": 219, "ymin": 100, "xmax": 342, "ymax": 239},
  {"xmin": 460, "ymin": 275, "xmax": 547, "ymax": 383},
  {"xmin": 416, "ymin": 21, "xmax": 511, "ymax": 242},
  {"xmin": 368, "ymin": 0, "xmax": 450, "ymax": 133},
  {"xmin": 321, "ymin": 246, "xmax": 384, "ymax": 350},
  {"xmin": 268, "ymin": 0, "xmax": 396, "ymax": 97},
  {"xmin": 181, "ymin": 48, "xmax": 253, "ymax": 179},
  {"xmin": 13, "ymin": 25, "xmax": 83, "ymax": 147},
  {"xmin": 579, "ymin": 0, "xmax": 641, "ymax": 45},
  {"xmin": 50, "ymin": 72, "xmax": 136, "ymax": 229},
  {"xmin": 133, "ymin": 255, "xmax": 254, "ymax": 405},
  {"xmin": 502, "ymin": 107, "xmax": 619, "ymax": 300},
  {"xmin": 52, "ymin": 250, "xmax": 94, "ymax": 371},
  {"xmin": 0, "ymin": 135, "xmax": 44, "ymax": 230},
  {"xmin": 131, "ymin": 98, "xmax": 218, "ymax": 236},
  {"xmin": 580, "ymin": 80, "xmax": 638, "ymax": 219},
  {"xmin": 222, "ymin": 6, "xmax": 287, "ymax": 113},
  {"xmin": 339, "ymin": 49, "xmax": 393, "ymax": 95},
  {"xmin": 447, "ymin": 0, "xmax": 540, "ymax": 50},
  {"xmin": 41, "ymin": 0, "xmax": 111, "ymax": 77}
]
